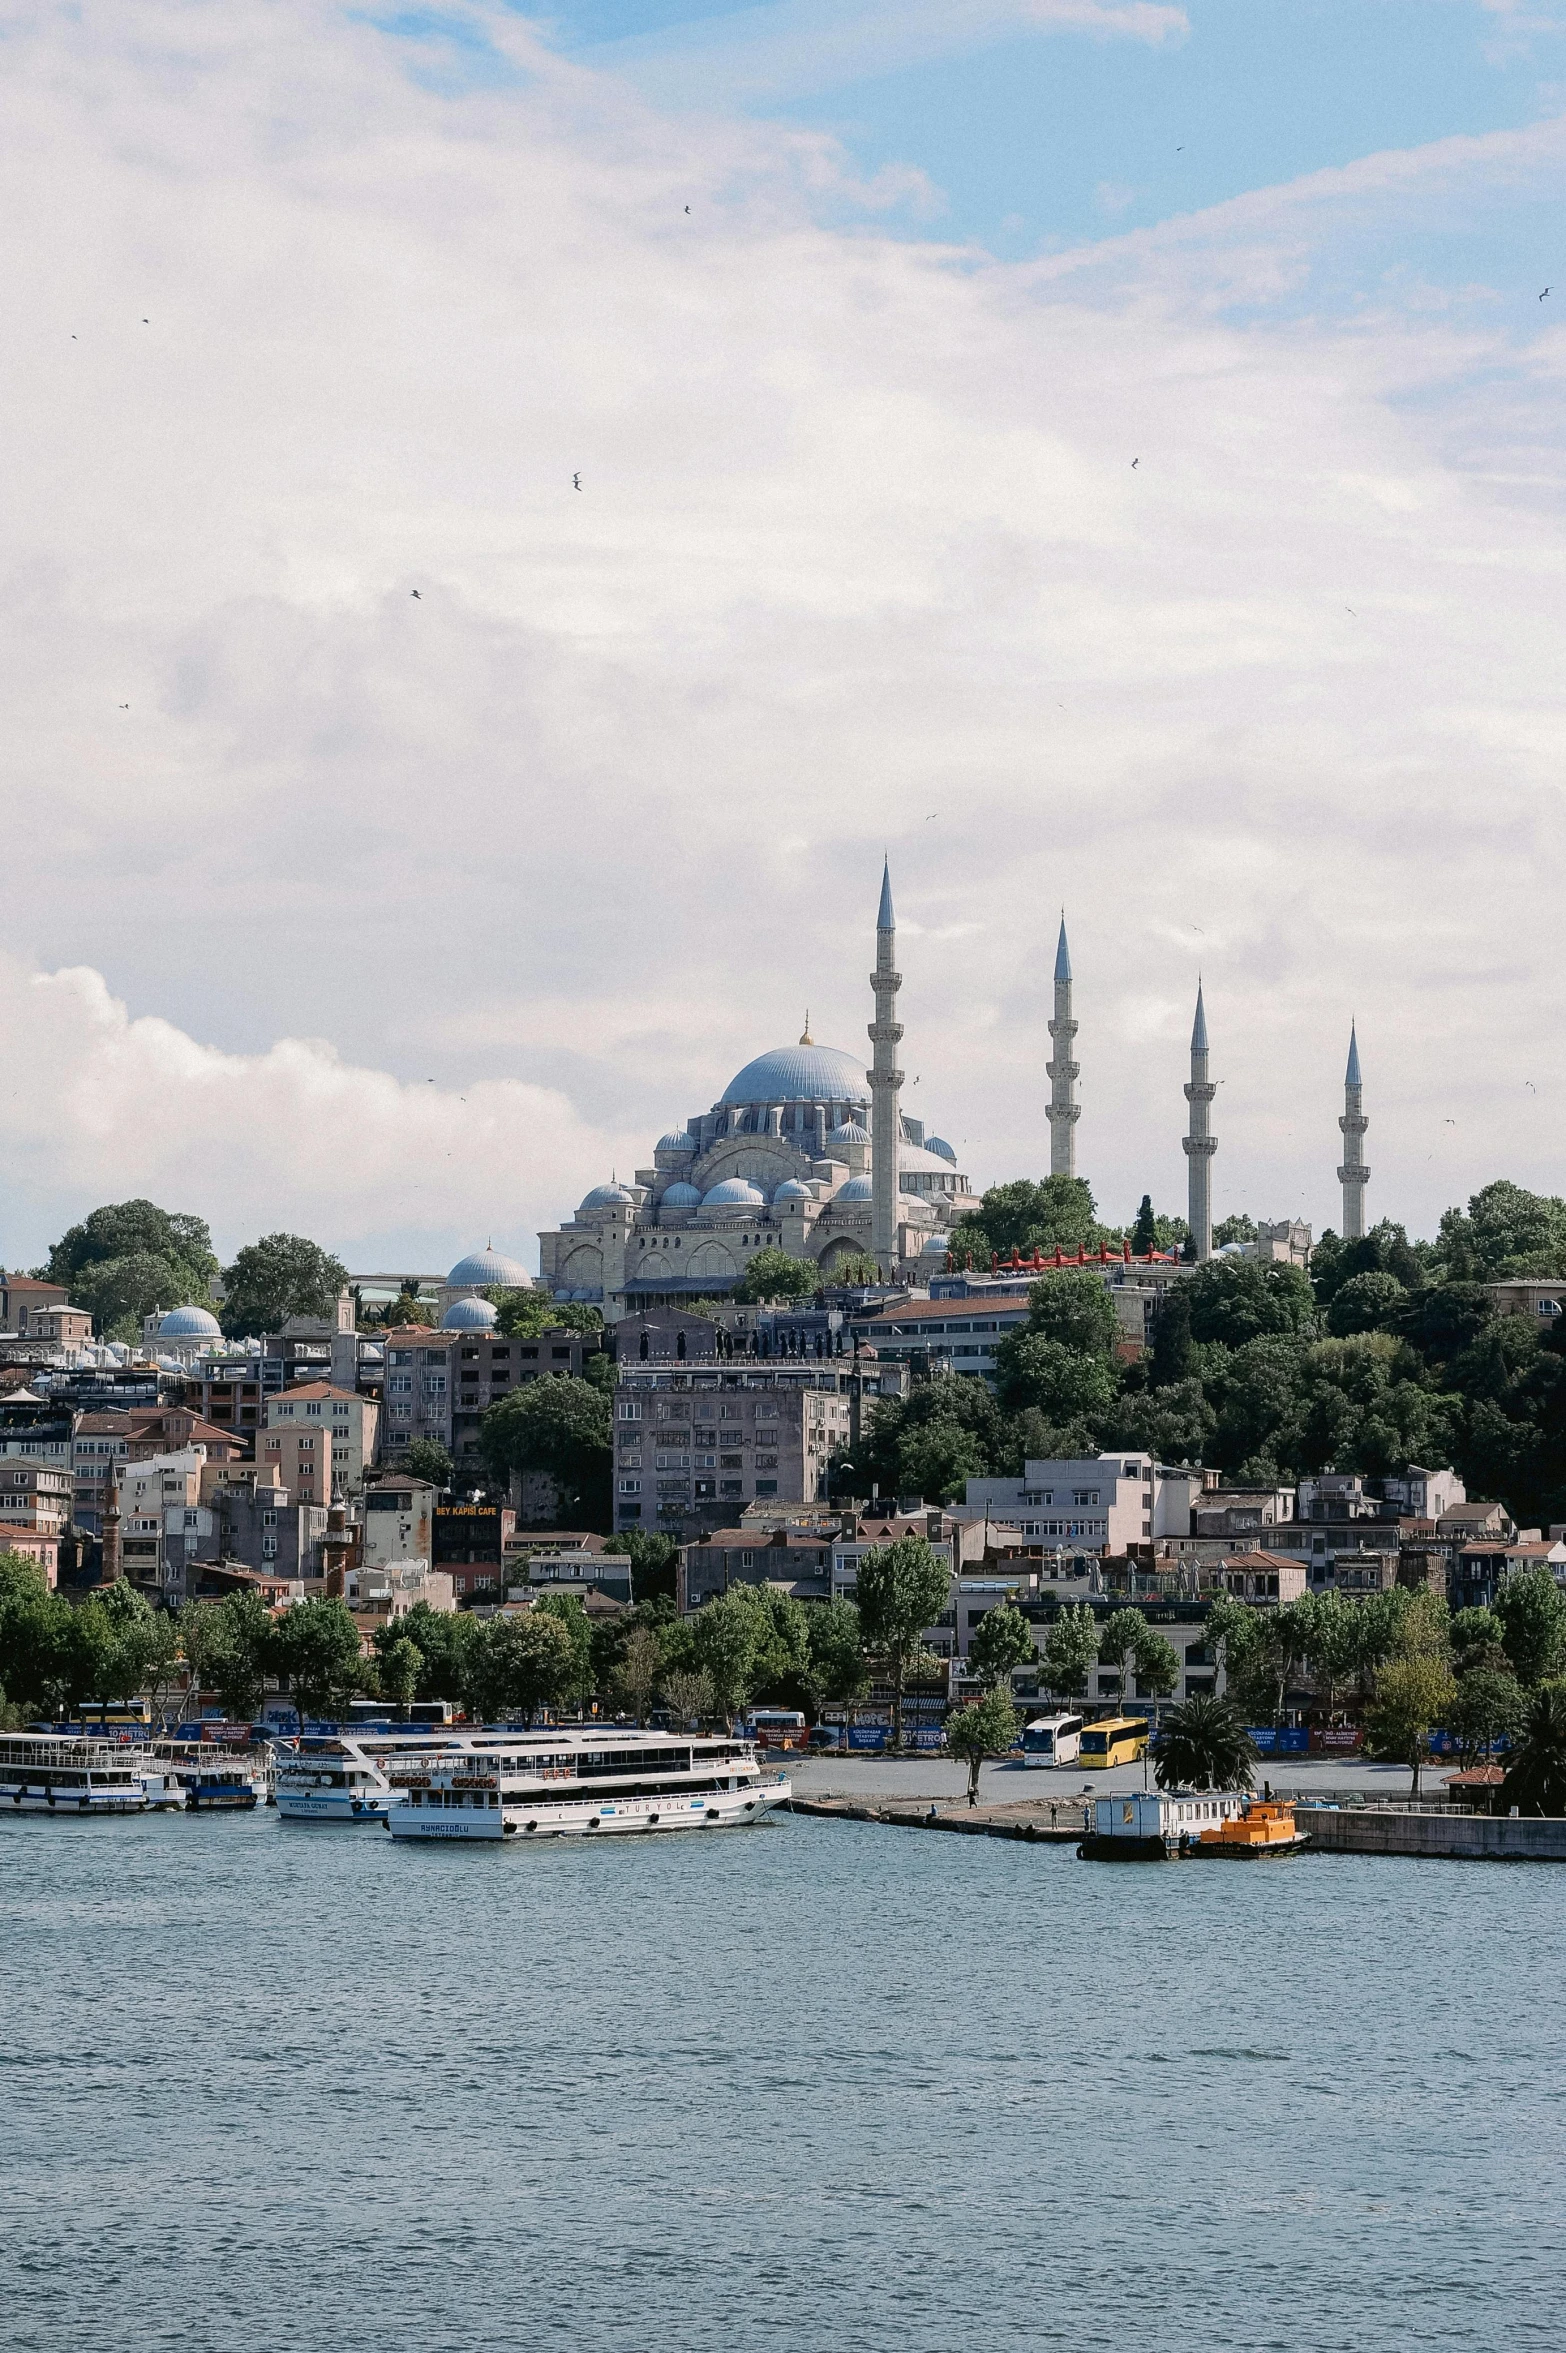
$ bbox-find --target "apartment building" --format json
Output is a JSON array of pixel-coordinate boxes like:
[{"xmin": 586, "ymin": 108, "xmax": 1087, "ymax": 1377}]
[
  {"xmin": 614, "ymin": 1365, "xmax": 855, "ymax": 1537},
  {"xmin": 262, "ymin": 1382, "xmax": 380, "ymax": 1502},
  {"xmin": 0, "ymin": 1462, "xmax": 73, "ymax": 1538},
  {"xmin": 963, "ymin": 1455, "xmax": 1197, "ymax": 1554},
  {"xmin": 379, "ymin": 1325, "xmax": 601, "ymax": 1472}
]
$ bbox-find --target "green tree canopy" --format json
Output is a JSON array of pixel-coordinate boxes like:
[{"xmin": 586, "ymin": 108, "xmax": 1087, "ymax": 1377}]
[
  {"xmin": 855, "ymin": 1535, "xmax": 951, "ymax": 1749},
  {"xmin": 1363, "ymin": 1653, "xmax": 1457, "ymax": 1798},
  {"xmin": 379, "ymin": 1602, "xmax": 480, "ymax": 1702},
  {"xmin": 1499, "ymin": 1681, "xmax": 1566, "ymax": 1815},
  {"xmin": 967, "ymin": 1599, "xmax": 1035, "ymax": 1689},
  {"xmin": 491, "ymin": 1291, "xmax": 604, "ymax": 1339},
  {"xmin": 1492, "ymin": 1566, "xmax": 1566, "ymax": 1688},
  {"xmin": 1041, "ymin": 1601, "xmax": 1100, "ymax": 1698},
  {"xmin": 466, "ymin": 1611, "xmax": 576, "ymax": 1723},
  {"xmin": 947, "ymin": 1175, "xmax": 1108, "ymax": 1265},
  {"xmin": 181, "ymin": 1590, "xmax": 275, "ymax": 1722},
  {"xmin": 1435, "ymin": 1180, "xmax": 1566, "ymax": 1280},
  {"xmin": 480, "ymin": 1374, "xmax": 612, "ymax": 1528},
  {"xmin": 377, "ymin": 1635, "xmax": 422, "ymax": 1721},
  {"xmin": 45, "ymin": 1199, "xmax": 219, "ymax": 1340},
  {"xmin": 944, "ymin": 1686, "xmax": 1019, "ymax": 1802},
  {"xmin": 271, "ymin": 1597, "xmax": 365, "ymax": 1726},
  {"xmin": 221, "ymin": 1233, "xmax": 350, "ymax": 1337},
  {"xmin": 732, "ymin": 1248, "xmax": 819, "ymax": 1305},
  {"xmin": 1185, "ymin": 1259, "xmax": 1316, "ymax": 1349},
  {"xmin": 403, "ymin": 1438, "xmax": 454, "ymax": 1491},
  {"xmin": 1326, "ymin": 1270, "xmax": 1408, "ymax": 1338},
  {"xmin": 1447, "ymin": 1665, "xmax": 1526, "ymax": 1768}
]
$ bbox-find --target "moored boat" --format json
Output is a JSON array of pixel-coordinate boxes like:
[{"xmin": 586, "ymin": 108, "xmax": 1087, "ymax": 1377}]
[
  {"xmin": 141, "ymin": 1742, "xmax": 271, "ymax": 1811},
  {"xmin": 385, "ymin": 1727, "xmax": 790, "ymax": 1842},
  {"xmin": 0, "ymin": 1732, "xmax": 148, "ymax": 1815},
  {"xmin": 1191, "ymin": 1798, "xmax": 1309, "ymax": 1857},
  {"xmin": 1078, "ymin": 1788, "xmax": 1251, "ymax": 1861}
]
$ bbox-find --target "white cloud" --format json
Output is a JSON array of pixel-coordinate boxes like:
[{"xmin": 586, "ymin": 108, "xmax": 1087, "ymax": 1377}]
[
  {"xmin": 2, "ymin": 1, "xmax": 1566, "ymax": 1266},
  {"xmin": 0, "ymin": 955, "xmax": 639, "ymax": 1273}
]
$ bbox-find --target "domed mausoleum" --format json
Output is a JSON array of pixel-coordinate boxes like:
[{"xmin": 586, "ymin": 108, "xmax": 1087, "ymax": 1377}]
[{"xmin": 536, "ymin": 868, "xmax": 980, "ymax": 1312}]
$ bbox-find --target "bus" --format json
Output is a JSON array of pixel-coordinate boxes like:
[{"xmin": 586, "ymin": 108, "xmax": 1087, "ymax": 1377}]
[
  {"xmin": 748, "ymin": 1708, "xmax": 808, "ymax": 1751},
  {"xmin": 1021, "ymin": 1712, "xmax": 1084, "ymax": 1768},
  {"xmin": 1078, "ymin": 1715, "xmax": 1150, "ymax": 1770}
]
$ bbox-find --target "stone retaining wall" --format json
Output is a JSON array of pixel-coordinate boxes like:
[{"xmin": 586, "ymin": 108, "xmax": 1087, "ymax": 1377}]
[{"xmin": 1298, "ymin": 1806, "xmax": 1566, "ymax": 1861}]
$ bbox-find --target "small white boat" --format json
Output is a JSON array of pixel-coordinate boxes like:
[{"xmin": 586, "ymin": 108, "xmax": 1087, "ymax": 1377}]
[
  {"xmin": 0, "ymin": 1732, "xmax": 148, "ymax": 1815},
  {"xmin": 140, "ymin": 1743, "xmax": 271, "ymax": 1811},
  {"xmin": 385, "ymin": 1727, "xmax": 791, "ymax": 1842}
]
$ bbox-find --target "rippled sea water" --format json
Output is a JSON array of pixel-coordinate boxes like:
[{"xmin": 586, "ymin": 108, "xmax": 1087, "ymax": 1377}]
[{"xmin": 2, "ymin": 1808, "xmax": 1562, "ymax": 2353}]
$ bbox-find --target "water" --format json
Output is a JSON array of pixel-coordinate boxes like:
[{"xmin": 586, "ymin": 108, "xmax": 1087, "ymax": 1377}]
[{"xmin": 2, "ymin": 1809, "xmax": 1562, "ymax": 2353}]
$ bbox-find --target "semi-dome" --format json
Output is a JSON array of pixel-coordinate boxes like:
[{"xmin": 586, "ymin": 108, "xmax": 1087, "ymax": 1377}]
[
  {"xmin": 158, "ymin": 1304, "xmax": 221, "ymax": 1339},
  {"xmin": 442, "ymin": 1295, "xmax": 498, "ymax": 1330},
  {"xmin": 721, "ymin": 1044, "xmax": 869, "ymax": 1108},
  {"xmin": 579, "ymin": 1182, "xmax": 634, "ymax": 1213},
  {"xmin": 446, "ymin": 1244, "xmax": 530, "ymax": 1289},
  {"xmin": 828, "ymin": 1119, "xmax": 870, "ymax": 1145},
  {"xmin": 925, "ymin": 1136, "xmax": 957, "ymax": 1165},
  {"xmin": 660, "ymin": 1181, "xmax": 701, "ymax": 1208},
  {"xmin": 702, "ymin": 1178, "xmax": 766, "ymax": 1208},
  {"xmin": 773, "ymin": 1179, "xmax": 812, "ymax": 1203},
  {"xmin": 834, "ymin": 1174, "xmax": 874, "ymax": 1202},
  {"xmin": 919, "ymin": 1231, "xmax": 952, "ymax": 1255},
  {"xmin": 656, "ymin": 1131, "xmax": 697, "ymax": 1154}
]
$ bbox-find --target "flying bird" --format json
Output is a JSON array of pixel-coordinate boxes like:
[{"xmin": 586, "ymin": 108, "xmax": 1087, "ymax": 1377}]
[
  {"xmin": 1542, "ymin": 288, "xmax": 1552, "ymax": 300},
  {"xmin": 411, "ymin": 589, "xmax": 421, "ymax": 598},
  {"xmin": 1131, "ymin": 457, "xmax": 1139, "ymax": 468},
  {"xmin": 925, "ymin": 812, "xmax": 938, "ymax": 821},
  {"xmin": 685, "ymin": 205, "xmax": 691, "ymax": 214},
  {"xmin": 118, "ymin": 703, "xmax": 129, "ymax": 710},
  {"xmin": 573, "ymin": 472, "xmax": 581, "ymax": 490}
]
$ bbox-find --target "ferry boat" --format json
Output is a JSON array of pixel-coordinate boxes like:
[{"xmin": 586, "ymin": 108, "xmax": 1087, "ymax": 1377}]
[
  {"xmin": 385, "ymin": 1727, "xmax": 791, "ymax": 1841},
  {"xmin": 1078, "ymin": 1787, "xmax": 1251, "ymax": 1861},
  {"xmin": 0, "ymin": 1732, "xmax": 149, "ymax": 1815},
  {"xmin": 139, "ymin": 1743, "xmax": 271, "ymax": 1812},
  {"xmin": 273, "ymin": 1733, "xmax": 436, "ymax": 1824}
]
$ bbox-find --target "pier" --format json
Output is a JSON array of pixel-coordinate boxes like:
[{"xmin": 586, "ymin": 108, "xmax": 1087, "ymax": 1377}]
[{"xmin": 790, "ymin": 1792, "xmax": 1090, "ymax": 1843}]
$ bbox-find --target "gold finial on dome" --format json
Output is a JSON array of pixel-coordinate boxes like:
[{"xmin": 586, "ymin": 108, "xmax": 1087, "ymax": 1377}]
[{"xmin": 799, "ymin": 1010, "xmax": 813, "ymax": 1045}]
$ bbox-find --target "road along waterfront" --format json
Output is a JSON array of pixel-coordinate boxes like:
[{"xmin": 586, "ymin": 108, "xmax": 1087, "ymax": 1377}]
[{"xmin": 4, "ymin": 1803, "xmax": 1564, "ymax": 2353}]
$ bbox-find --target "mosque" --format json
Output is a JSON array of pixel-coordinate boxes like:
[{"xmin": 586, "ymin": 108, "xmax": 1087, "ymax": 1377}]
[{"xmin": 537, "ymin": 864, "xmax": 981, "ymax": 1314}]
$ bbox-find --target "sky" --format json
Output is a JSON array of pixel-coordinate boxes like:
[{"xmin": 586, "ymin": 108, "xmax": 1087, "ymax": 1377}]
[{"xmin": 3, "ymin": 0, "xmax": 1566, "ymax": 1276}]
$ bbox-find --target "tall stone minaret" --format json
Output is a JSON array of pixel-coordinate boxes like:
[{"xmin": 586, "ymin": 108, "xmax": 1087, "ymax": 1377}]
[
  {"xmin": 868, "ymin": 858, "xmax": 904, "ymax": 1277},
  {"xmin": 1045, "ymin": 916, "xmax": 1080, "ymax": 1180},
  {"xmin": 1182, "ymin": 982, "xmax": 1216, "ymax": 1261},
  {"xmin": 1338, "ymin": 1022, "xmax": 1369, "ymax": 1241}
]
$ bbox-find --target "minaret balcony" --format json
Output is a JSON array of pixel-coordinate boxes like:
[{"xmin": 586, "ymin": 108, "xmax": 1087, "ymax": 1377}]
[
  {"xmin": 1184, "ymin": 1082, "xmax": 1217, "ymax": 1105},
  {"xmin": 869, "ymin": 970, "xmax": 903, "ymax": 991},
  {"xmin": 1045, "ymin": 1104, "xmax": 1081, "ymax": 1126},
  {"xmin": 1339, "ymin": 1115, "xmax": 1368, "ymax": 1138},
  {"xmin": 1183, "ymin": 1137, "xmax": 1217, "ymax": 1159},
  {"xmin": 1046, "ymin": 1058, "xmax": 1079, "ymax": 1083},
  {"xmin": 1337, "ymin": 1165, "xmax": 1371, "ymax": 1186}
]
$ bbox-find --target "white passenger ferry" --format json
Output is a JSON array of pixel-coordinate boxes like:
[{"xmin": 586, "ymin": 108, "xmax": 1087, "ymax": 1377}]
[
  {"xmin": 385, "ymin": 1728, "xmax": 791, "ymax": 1841},
  {"xmin": 139, "ymin": 1743, "xmax": 272, "ymax": 1812},
  {"xmin": 0, "ymin": 1733, "xmax": 149, "ymax": 1815},
  {"xmin": 273, "ymin": 1733, "xmax": 442, "ymax": 1823}
]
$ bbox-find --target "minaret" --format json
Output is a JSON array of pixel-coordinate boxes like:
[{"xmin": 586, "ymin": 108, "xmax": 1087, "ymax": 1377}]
[
  {"xmin": 1045, "ymin": 915, "xmax": 1080, "ymax": 1179},
  {"xmin": 1338, "ymin": 1022, "xmax": 1369, "ymax": 1241},
  {"xmin": 1182, "ymin": 982, "xmax": 1216, "ymax": 1261},
  {"xmin": 867, "ymin": 859, "xmax": 904, "ymax": 1277}
]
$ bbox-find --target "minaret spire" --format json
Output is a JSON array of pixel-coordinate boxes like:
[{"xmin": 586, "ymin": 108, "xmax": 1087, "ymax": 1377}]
[
  {"xmin": 867, "ymin": 858, "xmax": 904, "ymax": 1278},
  {"xmin": 1338, "ymin": 1020, "xmax": 1369, "ymax": 1241},
  {"xmin": 1182, "ymin": 981, "xmax": 1216, "ymax": 1260},
  {"xmin": 1045, "ymin": 912, "xmax": 1080, "ymax": 1179}
]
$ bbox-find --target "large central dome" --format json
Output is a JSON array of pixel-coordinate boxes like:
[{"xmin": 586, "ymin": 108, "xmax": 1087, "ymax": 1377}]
[{"xmin": 721, "ymin": 1043, "xmax": 869, "ymax": 1107}]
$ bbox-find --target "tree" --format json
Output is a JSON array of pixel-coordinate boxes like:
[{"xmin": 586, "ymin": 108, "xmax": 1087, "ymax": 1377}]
[
  {"xmin": 1448, "ymin": 1665, "xmax": 1526, "ymax": 1768},
  {"xmin": 1326, "ymin": 1271, "xmax": 1407, "ymax": 1338},
  {"xmin": 805, "ymin": 1599, "xmax": 867, "ymax": 1716},
  {"xmin": 1435, "ymin": 1180, "xmax": 1566, "ymax": 1280},
  {"xmin": 385, "ymin": 1602, "xmax": 481, "ymax": 1703},
  {"xmin": 623, "ymin": 1529, "xmax": 678, "ymax": 1604},
  {"xmin": 944, "ymin": 1687, "xmax": 1019, "ymax": 1805},
  {"xmin": 947, "ymin": 1175, "xmax": 1106, "ymax": 1263},
  {"xmin": 46, "ymin": 1200, "xmax": 219, "ymax": 1339},
  {"xmin": 1148, "ymin": 1285, "xmax": 1194, "ymax": 1389},
  {"xmin": 662, "ymin": 1667, "xmax": 715, "ymax": 1729},
  {"xmin": 534, "ymin": 1592, "xmax": 594, "ymax": 1715},
  {"xmin": 733, "ymin": 1248, "xmax": 819, "ymax": 1305},
  {"xmin": 480, "ymin": 1376, "xmax": 612, "ymax": 1529},
  {"xmin": 993, "ymin": 1333, "xmax": 1118, "ymax": 1423},
  {"xmin": 1499, "ymin": 1682, "xmax": 1566, "ymax": 1815},
  {"xmin": 0, "ymin": 1556, "xmax": 73, "ymax": 1719},
  {"xmin": 378, "ymin": 1635, "xmax": 422, "ymax": 1722},
  {"xmin": 615, "ymin": 1625, "xmax": 663, "ymax": 1726},
  {"xmin": 689, "ymin": 1590, "xmax": 765, "ymax": 1728},
  {"xmin": 1154, "ymin": 1695, "xmax": 1259, "ymax": 1791},
  {"xmin": 1097, "ymin": 1608, "xmax": 1176, "ymax": 1710},
  {"xmin": 1185, "ymin": 1258, "xmax": 1315, "ymax": 1349},
  {"xmin": 967, "ymin": 1599, "xmax": 1035, "ymax": 1690},
  {"xmin": 492, "ymin": 1291, "xmax": 603, "ymax": 1339},
  {"xmin": 855, "ymin": 1536, "xmax": 951, "ymax": 1750},
  {"xmin": 403, "ymin": 1438, "xmax": 453, "ymax": 1491},
  {"xmin": 1131, "ymin": 1195, "xmax": 1159, "ymax": 1255},
  {"xmin": 894, "ymin": 1416, "xmax": 989, "ymax": 1505},
  {"xmin": 221, "ymin": 1233, "xmax": 350, "ymax": 1338},
  {"xmin": 183, "ymin": 1589, "xmax": 276, "ymax": 1722},
  {"xmin": 465, "ymin": 1611, "xmax": 576, "ymax": 1724},
  {"xmin": 1213, "ymin": 1214, "xmax": 1258, "ymax": 1248},
  {"xmin": 820, "ymin": 1250, "xmax": 882, "ymax": 1288},
  {"xmin": 270, "ymin": 1597, "xmax": 365, "ymax": 1727},
  {"xmin": 1364, "ymin": 1655, "xmax": 1457, "ymax": 1797},
  {"xmin": 1041, "ymin": 1602, "xmax": 1100, "ymax": 1699},
  {"xmin": 1492, "ymin": 1565, "xmax": 1566, "ymax": 1688}
]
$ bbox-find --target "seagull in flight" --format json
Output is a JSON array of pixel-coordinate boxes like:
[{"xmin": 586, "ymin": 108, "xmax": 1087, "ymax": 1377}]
[
  {"xmin": 1131, "ymin": 457, "xmax": 1139, "ymax": 468},
  {"xmin": 1542, "ymin": 287, "xmax": 1552, "ymax": 300},
  {"xmin": 573, "ymin": 472, "xmax": 581, "ymax": 490},
  {"xmin": 684, "ymin": 205, "xmax": 691, "ymax": 214},
  {"xmin": 410, "ymin": 589, "xmax": 421, "ymax": 599}
]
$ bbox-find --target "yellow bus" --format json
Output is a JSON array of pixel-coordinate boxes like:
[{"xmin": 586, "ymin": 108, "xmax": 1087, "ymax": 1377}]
[{"xmin": 1078, "ymin": 1715, "xmax": 1150, "ymax": 1770}]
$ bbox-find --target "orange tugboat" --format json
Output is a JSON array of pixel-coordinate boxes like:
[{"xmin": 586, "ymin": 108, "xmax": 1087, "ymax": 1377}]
[{"xmin": 1192, "ymin": 1798, "xmax": 1309, "ymax": 1858}]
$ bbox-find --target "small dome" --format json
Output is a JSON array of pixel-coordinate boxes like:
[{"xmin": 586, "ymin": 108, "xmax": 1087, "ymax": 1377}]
[
  {"xmin": 579, "ymin": 1182, "xmax": 634, "ymax": 1213},
  {"xmin": 447, "ymin": 1245, "xmax": 530, "ymax": 1289},
  {"xmin": 660, "ymin": 1181, "xmax": 701, "ymax": 1208},
  {"xmin": 919, "ymin": 1232, "xmax": 952, "ymax": 1256},
  {"xmin": 702, "ymin": 1178, "xmax": 766, "ymax": 1208},
  {"xmin": 158, "ymin": 1304, "xmax": 221, "ymax": 1338},
  {"xmin": 829, "ymin": 1120, "xmax": 870, "ymax": 1145},
  {"xmin": 656, "ymin": 1131, "xmax": 697, "ymax": 1154},
  {"xmin": 721, "ymin": 1044, "xmax": 869, "ymax": 1108},
  {"xmin": 773, "ymin": 1179, "xmax": 812, "ymax": 1203},
  {"xmin": 442, "ymin": 1295, "xmax": 498, "ymax": 1330},
  {"xmin": 925, "ymin": 1136, "xmax": 957, "ymax": 1165},
  {"xmin": 834, "ymin": 1175, "xmax": 874, "ymax": 1202}
]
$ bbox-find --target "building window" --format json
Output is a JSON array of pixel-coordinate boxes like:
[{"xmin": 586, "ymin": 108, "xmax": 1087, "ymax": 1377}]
[
  {"xmin": 619, "ymin": 1478, "xmax": 642, "ymax": 1495},
  {"xmin": 754, "ymin": 1481, "xmax": 778, "ymax": 1497},
  {"xmin": 618, "ymin": 1403, "xmax": 643, "ymax": 1421}
]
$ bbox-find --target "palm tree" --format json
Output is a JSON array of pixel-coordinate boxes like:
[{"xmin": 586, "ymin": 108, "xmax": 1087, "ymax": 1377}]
[
  {"xmin": 1499, "ymin": 1683, "xmax": 1566, "ymax": 1817},
  {"xmin": 1154, "ymin": 1694, "xmax": 1259, "ymax": 1792}
]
